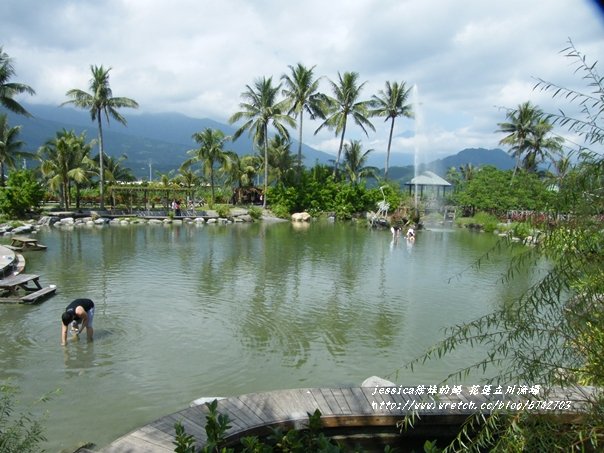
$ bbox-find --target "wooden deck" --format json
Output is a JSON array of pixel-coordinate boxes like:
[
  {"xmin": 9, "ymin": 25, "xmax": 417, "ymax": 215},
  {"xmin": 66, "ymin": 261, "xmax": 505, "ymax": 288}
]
[{"xmin": 99, "ymin": 385, "xmax": 598, "ymax": 452}]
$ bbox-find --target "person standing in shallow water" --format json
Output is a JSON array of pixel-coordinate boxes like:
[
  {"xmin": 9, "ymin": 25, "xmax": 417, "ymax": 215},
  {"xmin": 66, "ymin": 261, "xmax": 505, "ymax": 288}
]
[{"xmin": 61, "ymin": 298, "xmax": 95, "ymax": 345}]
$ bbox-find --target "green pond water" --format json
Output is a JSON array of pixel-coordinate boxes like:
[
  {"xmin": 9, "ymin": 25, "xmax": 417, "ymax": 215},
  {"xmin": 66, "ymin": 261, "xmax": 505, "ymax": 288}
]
[{"xmin": 0, "ymin": 221, "xmax": 534, "ymax": 452}]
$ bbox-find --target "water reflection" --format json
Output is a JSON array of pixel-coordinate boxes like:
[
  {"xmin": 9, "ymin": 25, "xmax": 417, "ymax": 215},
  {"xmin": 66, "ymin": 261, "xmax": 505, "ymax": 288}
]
[
  {"xmin": 0, "ymin": 221, "xmax": 539, "ymax": 452},
  {"xmin": 236, "ymin": 224, "xmax": 407, "ymax": 367},
  {"xmin": 63, "ymin": 343, "xmax": 96, "ymax": 377}
]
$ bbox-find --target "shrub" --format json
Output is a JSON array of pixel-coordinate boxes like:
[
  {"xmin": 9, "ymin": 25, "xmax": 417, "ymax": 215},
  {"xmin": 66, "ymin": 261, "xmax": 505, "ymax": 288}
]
[
  {"xmin": 174, "ymin": 399, "xmax": 442, "ymax": 452},
  {"xmin": 0, "ymin": 170, "xmax": 44, "ymax": 218},
  {"xmin": 266, "ymin": 186, "xmax": 298, "ymax": 214},
  {"xmin": 452, "ymin": 166, "xmax": 554, "ymax": 215},
  {"xmin": 265, "ymin": 168, "xmax": 407, "ymax": 220},
  {"xmin": 269, "ymin": 204, "xmax": 290, "ymax": 219},
  {"xmin": 472, "ymin": 212, "xmax": 500, "ymax": 232},
  {"xmin": 511, "ymin": 221, "xmax": 533, "ymax": 239},
  {"xmin": 247, "ymin": 206, "xmax": 262, "ymax": 221},
  {"xmin": 215, "ymin": 204, "xmax": 231, "ymax": 218},
  {"xmin": 174, "ymin": 401, "xmax": 345, "ymax": 452},
  {"xmin": 0, "ymin": 382, "xmax": 48, "ymax": 453}
]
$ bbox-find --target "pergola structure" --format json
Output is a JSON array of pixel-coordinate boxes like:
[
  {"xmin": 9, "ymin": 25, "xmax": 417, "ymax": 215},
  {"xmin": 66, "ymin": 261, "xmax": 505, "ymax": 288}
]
[
  {"xmin": 107, "ymin": 184, "xmax": 264, "ymax": 213},
  {"xmin": 405, "ymin": 170, "xmax": 452, "ymax": 198},
  {"xmin": 107, "ymin": 185, "xmax": 196, "ymax": 212}
]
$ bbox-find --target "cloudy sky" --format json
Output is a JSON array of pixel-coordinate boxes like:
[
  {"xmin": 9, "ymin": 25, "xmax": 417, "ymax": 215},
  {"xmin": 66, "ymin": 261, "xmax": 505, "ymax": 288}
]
[{"xmin": 2, "ymin": 0, "xmax": 604, "ymax": 162}]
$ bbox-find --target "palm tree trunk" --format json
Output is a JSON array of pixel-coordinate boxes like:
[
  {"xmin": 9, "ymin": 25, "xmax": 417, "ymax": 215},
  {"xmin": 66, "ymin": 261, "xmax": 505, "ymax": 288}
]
[
  {"xmin": 385, "ymin": 117, "xmax": 395, "ymax": 180},
  {"xmin": 333, "ymin": 119, "xmax": 347, "ymax": 177},
  {"xmin": 510, "ymin": 155, "xmax": 520, "ymax": 185},
  {"xmin": 62, "ymin": 181, "xmax": 69, "ymax": 210},
  {"xmin": 263, "ymin": 125, "xmax": 268, "ymax": 208},
  {"xmin": 0, "ymin": 162, "xmax": 5, "ymax": 187},
  {"xmin": 68, "ymin": 181, "xmax": 72, "ymax": 209},
  {"xmin": 297, "ymin": 111, "xmax": 304, "ymax": 184},
  {"xmin": 97, "ymin": 114, "xmax": 105, "ymax": 210},
  {"xmin": 210, "ymin": 166, "xmax": 215, "ymax": 206},
  {"xmin": 75, "ymin": 183, "xmax": 81, "ymax": 209}
]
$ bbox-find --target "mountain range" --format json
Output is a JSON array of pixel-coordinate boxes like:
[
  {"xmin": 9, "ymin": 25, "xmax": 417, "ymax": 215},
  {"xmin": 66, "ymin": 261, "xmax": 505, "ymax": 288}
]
[{"xmin": 2, "ymin": 103, "xmax": 515, "ymax": 182}]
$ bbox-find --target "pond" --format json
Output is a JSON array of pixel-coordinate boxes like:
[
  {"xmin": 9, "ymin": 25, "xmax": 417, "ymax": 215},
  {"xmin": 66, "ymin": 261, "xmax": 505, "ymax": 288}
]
[{"xmin": 0, "ymin": 220, "xmax": 532, "ymax": 452}]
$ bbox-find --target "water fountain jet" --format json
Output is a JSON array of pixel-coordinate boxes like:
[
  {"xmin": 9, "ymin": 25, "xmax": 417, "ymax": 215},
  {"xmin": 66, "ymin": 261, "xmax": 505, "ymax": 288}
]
[{"xmin": 412, "ymin": 84, "xmax": 422, "ymax": 221}]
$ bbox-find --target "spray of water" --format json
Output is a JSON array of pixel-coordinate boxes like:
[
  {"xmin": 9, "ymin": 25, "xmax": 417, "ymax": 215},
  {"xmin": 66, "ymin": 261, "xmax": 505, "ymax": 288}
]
[{"xmin": 412, "ymin": 84, "xmax": 421, "ymax": 215}]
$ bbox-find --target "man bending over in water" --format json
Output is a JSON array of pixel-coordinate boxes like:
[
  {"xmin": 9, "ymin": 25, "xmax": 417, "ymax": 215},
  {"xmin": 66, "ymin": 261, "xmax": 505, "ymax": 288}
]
[{"xmin": 61, "ymin": 298, "xmax": 95, "ymax": 345}]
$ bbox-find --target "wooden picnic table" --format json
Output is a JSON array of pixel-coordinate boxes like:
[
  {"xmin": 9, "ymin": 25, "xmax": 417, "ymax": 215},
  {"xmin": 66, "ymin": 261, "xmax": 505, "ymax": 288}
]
[
  {"xmin": 0, "ymin": 273, "xmax": 42, "ymax": 295},
  {"xmin": 6, "ymin": 236, "xmax": 47, "ymax": 251}
]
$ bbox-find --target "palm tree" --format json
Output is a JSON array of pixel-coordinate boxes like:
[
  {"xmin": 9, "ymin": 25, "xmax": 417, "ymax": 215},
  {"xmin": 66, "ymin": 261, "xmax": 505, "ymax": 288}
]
[
  {"xmin": 523, "ymin": 119, "xmax": 564, "ymax": 172},
  {"xmin": 315, "ymin": 71, "xmax": 375, "ymax": 177},
  {"xmin": 226, "ymin": 153, "xmax": 258, "ymax": 189},
  {"xmin": 550, "ymin": 154, "xmax": 572, "ymax": 190},
  {"xmin": 281, "ymin": 63, "xmax": 325, "ymax": 182},
  {"xmin": 184, "ymin": 128, "xmax": 232, "ymax": 206},
  {"xmin": 225, "ymin": 153, "xmax": 261, "ymax": 204},
  {"xmin": 0, "ymin": 113, "xmax": 33, "ymax": 186},
  {"xmin": 174, "ymin": 167, "xmax": 200, "ymax": 206},
  {"xmin": 342, "ymin": 140, "xmax": 377, "ymax": 185},
  {"xmin": 102, "ymin": 154, "xmax": 135, "ymax": 183},
  {"xmin": 497, "ymin": 101, "xmax": 542, "ymax": 177},
  {"xmin": 267, "ymin": 134, "xmax": 296, "ymax": 186},
  {"xmin": 445, "ymin": 166, "xmax": 462, "ymax": 189},
  {"xmin": 159, "ymin": 173, "xmax": 173, "ymax": 187},
  {"xmin": 38, "ymin": 129, "xmax": 92, "ymax": 209},
  {"xmin": 69, "ymin": 135, "xmax": 95, "ymax": 209},
  {"xmin": 369, "ymin": 81, "xmax": 414, "ymax": 180},
  {"xmin": 459, "ymin": 163, "xmax": 475, "ymax": 182},
  {"xmin": 229, "ymin": 77, "xmax": 295, "ymax": 208},
  {"xmin": 62, "ymin": 65, "xmax": 139, "ymax": 209},
  {"xmin": 0, "ymin": 47, "xmax": 35, "ymax": 116}
]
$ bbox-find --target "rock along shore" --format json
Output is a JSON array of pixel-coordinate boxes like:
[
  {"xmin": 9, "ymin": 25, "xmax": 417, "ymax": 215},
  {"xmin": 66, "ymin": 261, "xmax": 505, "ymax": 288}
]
[{"xmin": 0, "ymin": 208, "xmax": 287, "ymax": 236}]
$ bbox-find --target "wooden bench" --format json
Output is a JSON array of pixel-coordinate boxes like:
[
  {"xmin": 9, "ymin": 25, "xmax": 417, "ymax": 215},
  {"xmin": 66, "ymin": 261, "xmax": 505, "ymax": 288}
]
[{"xmin": 20, "ymin": 286, "xmax": 56, "ymax": 304}]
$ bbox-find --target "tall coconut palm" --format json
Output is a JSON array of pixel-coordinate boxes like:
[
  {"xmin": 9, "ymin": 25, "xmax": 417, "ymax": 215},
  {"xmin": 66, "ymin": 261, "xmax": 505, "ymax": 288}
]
[
  {"xmin": 281, "ymin": 63, "xmax": 325, "ymax": 182},
  {"xmin": 0, "ymin": 113, "xmax": 33, "ymax": 186},
  {"xmin": 497, "ymin": 101, "xmax": 542, "ymax": 177},
  {"xmin": 184, "ymin": 128, "xmax": 232, "ymax": 206},
  {"xmin": 62, "ymin": 65, "xmax": 139, "ymax": 209},
  {"xmin": 0, "ymin": 47, "xmax": 35, "ymax": 117},
  {"xmin": 315, "ymin": 71, "xmax": 375, "ymax": 177},
  {"xmin": 369, "ymin": 81, "xmax": 414, "ymax": 180},
  {"xmin": 342, "ymin": 140, "xmax": 377, "ymax": 185},
  {"xmin": 229, "ymin": 77, "xmax": 295, "ymax": 208}
]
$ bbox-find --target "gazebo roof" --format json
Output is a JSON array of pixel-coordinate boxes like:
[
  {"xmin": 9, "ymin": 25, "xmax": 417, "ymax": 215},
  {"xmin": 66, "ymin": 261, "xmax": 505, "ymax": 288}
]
[{"xmin": 406, "ymin": 171, "xmax": 452, "ymax": 186}]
